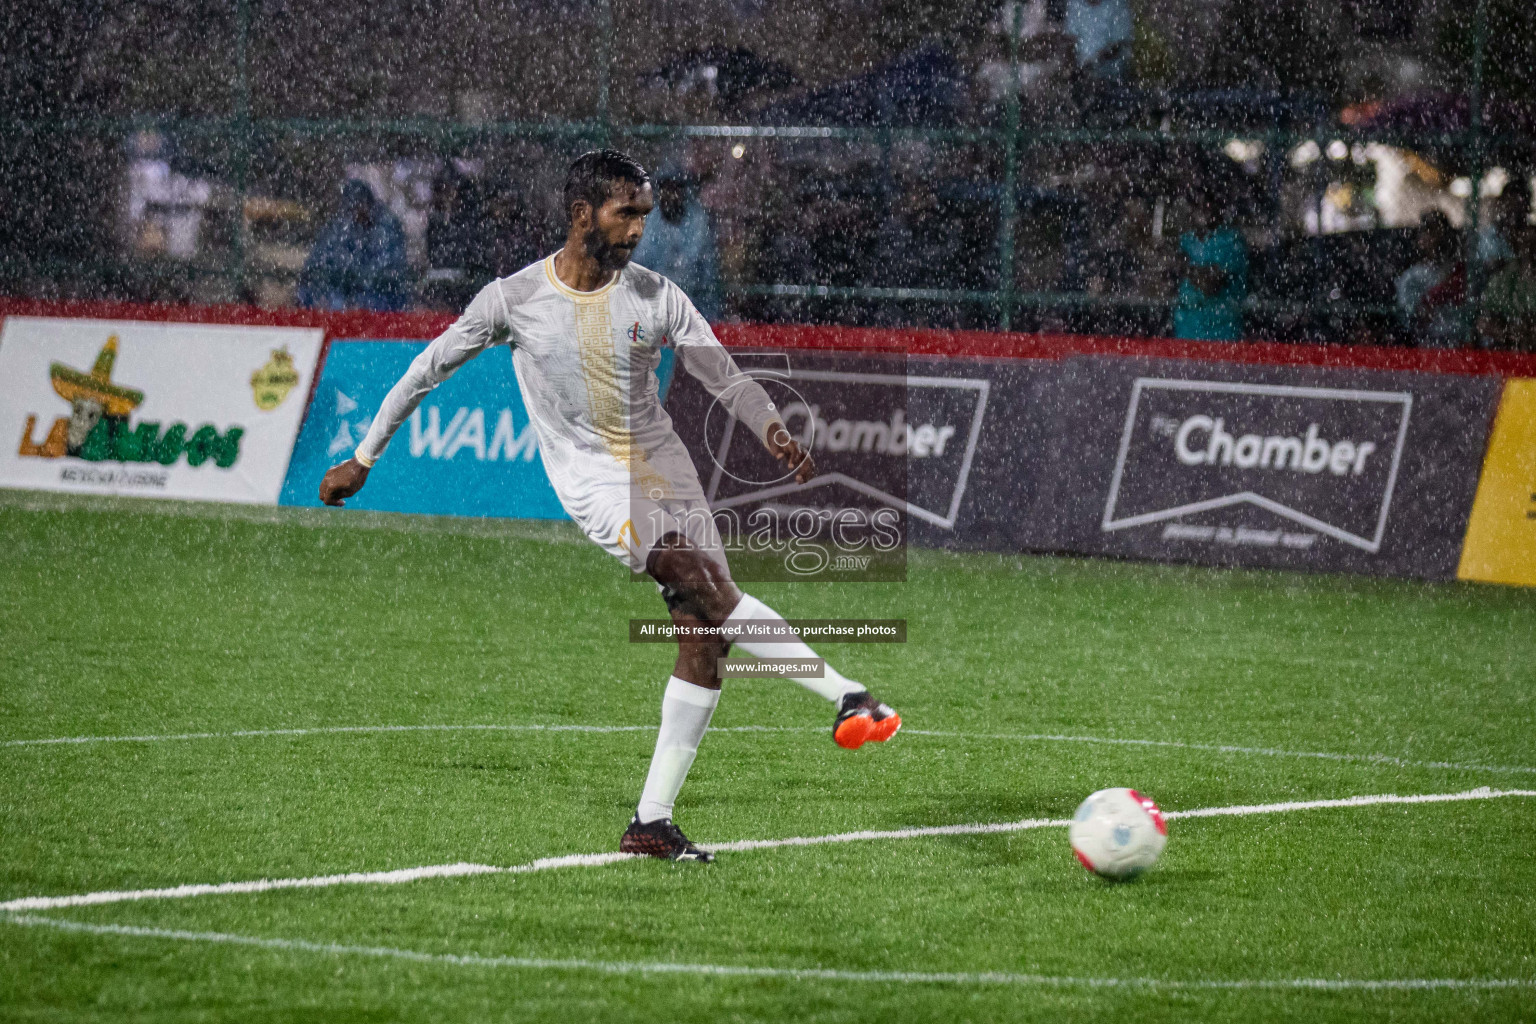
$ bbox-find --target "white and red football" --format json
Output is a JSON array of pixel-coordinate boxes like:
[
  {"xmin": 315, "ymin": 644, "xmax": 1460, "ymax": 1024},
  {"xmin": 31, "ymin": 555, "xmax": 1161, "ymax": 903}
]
[{"xmin": 1069, "ymin": 787, "xmax": 1168, "ymax": 880}]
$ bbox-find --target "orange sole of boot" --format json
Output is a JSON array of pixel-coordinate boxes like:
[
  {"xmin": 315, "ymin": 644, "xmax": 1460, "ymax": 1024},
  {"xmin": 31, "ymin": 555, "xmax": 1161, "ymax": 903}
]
[{"xmin": 835, "ymin": 712, "xmax": 902, "ymax": 750}]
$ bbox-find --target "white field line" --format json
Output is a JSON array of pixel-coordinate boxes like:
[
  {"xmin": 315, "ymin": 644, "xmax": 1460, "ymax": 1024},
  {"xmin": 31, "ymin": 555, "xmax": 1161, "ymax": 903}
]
[
  {"xmin": 0, "ymin": 724, "xmax": 661, "ymax": 748},
  {"xmin": 5, "ymin": 722, "xmax": 1535, "ymax": 779},
  {"xmin": 3, "ymin": 787, "xmax": 1532, "ymax": 914},
  {"xmin": 0, "ymin": 724, "xmax": 832, "ymax": 749},
  {"xmin": 3, "ymin": 914, "xmax": 1531, "ymax": 993},
  {"xmin": 902, "ymin": 729, "xmax": 1536, "ymax": 777}
]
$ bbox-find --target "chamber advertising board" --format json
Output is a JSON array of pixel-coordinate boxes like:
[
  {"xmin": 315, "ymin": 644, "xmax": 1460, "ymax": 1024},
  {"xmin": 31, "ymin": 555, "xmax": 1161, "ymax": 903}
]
[
  {"xmin": 279, "ymin": 339, "xmax": 567, "ymax": 519},
  {"xmin": 1458, "ymin": 378, "xmax": 1536, "ymax": 587},
  {"xmin": 897, "ymin": 355, "xmax": 1058, "ymax": 553},
  {"xmin": 664, "ymin": 350, "xmax": 911, "ymax": 581},
  {"xmin": 0, "ymin": 316, "xmax": 323, "ymax": 504},
  {"xmin": 1037, "ymin": 357, "xmax": 1499, "ymax": 578},
  {"xmin": 663, "ymin": 350, "xmax": 1058, "ymax": 578}
]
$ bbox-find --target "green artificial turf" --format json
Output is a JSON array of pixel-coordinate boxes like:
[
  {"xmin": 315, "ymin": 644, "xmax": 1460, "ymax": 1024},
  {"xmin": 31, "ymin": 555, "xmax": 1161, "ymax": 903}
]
[{"xmin": 1, "ymin": 489, "xmax": 1533, "ymax": 1022}]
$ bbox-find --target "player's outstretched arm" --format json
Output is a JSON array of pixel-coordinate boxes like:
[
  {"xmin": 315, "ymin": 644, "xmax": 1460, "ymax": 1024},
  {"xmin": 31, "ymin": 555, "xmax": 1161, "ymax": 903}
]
[
  {"xmin": 663, "ymin": 278, "xmax": 811, "ymax": 481},
  {"xmin": 319, "ymin": 458, "xmax": 370, "ymax": 507},
  {"xmin": 764, "ymin": 419, "xmax": 816, "ymax": 484},
  {"xmin": 319, "ymin": 281, "xmax": 508, "ymax": 507}
]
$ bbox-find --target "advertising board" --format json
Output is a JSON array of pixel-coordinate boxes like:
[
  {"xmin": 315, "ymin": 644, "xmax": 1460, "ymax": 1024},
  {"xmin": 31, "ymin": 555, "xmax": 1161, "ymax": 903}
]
[
  {"xmin": 664, "ymin": 351, "xmax": 914, "ymax": 580},
  {"xmin": 0, "ymin": 316, "xmax": 323, "ymax": 504},
  {"xmin": 1458, "ymin": 379, "xmax": 1536, "ymax": 587},
  {"xmin": 279, "ymin": 339, "xmax": 567, "ymax": 519},
  {"xmin": 1037, "ymin": 357, "xmax": 1499, "ymax": 578},
  {"xmin": 664, "ymin": 351, "xmax": 1061, "ymax": 575}
]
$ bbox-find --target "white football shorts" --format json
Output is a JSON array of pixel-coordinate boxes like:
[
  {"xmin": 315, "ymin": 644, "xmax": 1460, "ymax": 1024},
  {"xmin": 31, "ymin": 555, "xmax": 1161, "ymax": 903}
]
[{"xmin": 577, "ymin": 486, "xmax": 726, "ymax": 576}]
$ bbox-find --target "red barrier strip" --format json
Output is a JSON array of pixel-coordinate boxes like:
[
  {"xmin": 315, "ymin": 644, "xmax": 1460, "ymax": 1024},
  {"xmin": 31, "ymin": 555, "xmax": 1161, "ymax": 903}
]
[
  {"xmin": 4, "ymin": 297, "xmax": 1535, "ymax": 377},
  {"xmin": 711, "ymin": 322, "xmax": 1536, "ymax": 377},
  {"xmin": 0, "ymin": 298, "xmax": 456, "ymax": 340}
]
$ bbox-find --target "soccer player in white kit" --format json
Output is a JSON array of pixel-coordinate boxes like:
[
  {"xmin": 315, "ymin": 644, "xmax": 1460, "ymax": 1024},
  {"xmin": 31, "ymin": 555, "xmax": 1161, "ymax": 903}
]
[{"xmin": 320, "ymin": 151, "xmax": 900, "ymax": 862}]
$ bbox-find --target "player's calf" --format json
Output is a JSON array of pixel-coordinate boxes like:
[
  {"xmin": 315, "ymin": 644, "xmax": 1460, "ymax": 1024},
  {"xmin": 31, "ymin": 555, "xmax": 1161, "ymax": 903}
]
[{"xmin": 669, "ymin": 624, "xmax": 730, "ymax": 689}]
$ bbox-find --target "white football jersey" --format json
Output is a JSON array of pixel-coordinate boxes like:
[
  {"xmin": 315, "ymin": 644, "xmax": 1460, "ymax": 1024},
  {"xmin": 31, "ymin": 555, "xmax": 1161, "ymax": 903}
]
[{"xmin": 357, "ymin": 252, "xmax": 778, "ymax": 522}]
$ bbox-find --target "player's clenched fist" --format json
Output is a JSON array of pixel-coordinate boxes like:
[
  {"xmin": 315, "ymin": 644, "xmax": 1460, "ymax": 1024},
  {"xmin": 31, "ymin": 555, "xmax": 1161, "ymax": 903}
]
[
  {"xmin": 319, "ymin": 458, "xmax": 370, "ymax": 507},
  {"xmin": 765, "ymin": 420, "xmax": 816, "ymax": 484}
]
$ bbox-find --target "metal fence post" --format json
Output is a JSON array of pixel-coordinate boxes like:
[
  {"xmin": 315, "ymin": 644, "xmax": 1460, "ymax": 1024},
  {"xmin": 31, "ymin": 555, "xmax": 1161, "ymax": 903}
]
[
  {"xmin": 998, "ymin": 1, "xmax": 1022, "ymax": 330},
  {"xmin": 1464, "ymin": 0, "xmax": 1488, "ymax": 342},
  {"xmin": 598, "ymin": 0, "xmax": 614, "ymax": 146},
  {"xmin": 232, "ymin": 0, "xmax": 252, "ymax": 301}
]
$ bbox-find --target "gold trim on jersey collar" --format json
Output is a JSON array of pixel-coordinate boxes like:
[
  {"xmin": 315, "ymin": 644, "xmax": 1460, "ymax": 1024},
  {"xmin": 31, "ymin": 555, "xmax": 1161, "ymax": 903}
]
[{"xmin": 544, "ymin": 251, "xmax": 623, "ymax": 300}]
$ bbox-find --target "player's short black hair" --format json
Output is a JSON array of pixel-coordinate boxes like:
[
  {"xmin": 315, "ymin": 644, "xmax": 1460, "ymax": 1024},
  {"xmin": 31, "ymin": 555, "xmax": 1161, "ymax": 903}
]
[{"xmin": 563, "ymin": 149, "xmax": 650, "ymax": 225}]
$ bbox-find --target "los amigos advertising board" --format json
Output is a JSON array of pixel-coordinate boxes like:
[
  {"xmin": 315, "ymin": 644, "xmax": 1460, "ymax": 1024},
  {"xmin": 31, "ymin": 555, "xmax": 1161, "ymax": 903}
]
[{"xmin": 0, "ymin": 317, "xmax": 323, "ymax": 504}]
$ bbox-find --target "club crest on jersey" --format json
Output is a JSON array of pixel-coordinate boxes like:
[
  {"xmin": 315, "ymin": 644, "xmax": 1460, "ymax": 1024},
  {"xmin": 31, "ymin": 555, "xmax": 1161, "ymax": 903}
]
[{"xmin": 626, "ymin": 321, "xmax": 646, "ymax": 346}]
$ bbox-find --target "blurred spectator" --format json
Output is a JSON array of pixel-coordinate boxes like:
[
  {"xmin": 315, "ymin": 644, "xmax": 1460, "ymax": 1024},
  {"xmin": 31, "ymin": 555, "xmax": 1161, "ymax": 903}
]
[
  {"xmin": 1479, "ymin": 225, "xmax": 1536, "ymax": 352},
  {"xmin": 1395, "ymin": 210, "xmax": 1467, "ymax": 348},
  {"xmin": 482, "ymin": 185, "xmax": 543, "ymax": 278},
  {"xmin": 1173, "ymin": 185, "xmax": 1248, "ymax": 341},
  {"xmin": 426, "ymin": 168, "xmax": 484, "ymax": 272},
  {"xmin": 751, "ymin": 174, "xmax": 819, "ymax": 321},
  {"xmin": 874, "ymin": 177, "xmax": 969, "ymax": 328},
  {"xmin": 811, "ymin": 175, "xmax": 878, "ymax": 289},
  {"xmin": 1476, "ymin": 177, "xmax": 1532, "ymax": 272},
  {"xmin": 974, "ymin": 0, "xmax": 1076, "ymax": 123},
  {"xmin": 881, "ymin": 178, "xmax": 953, "ymax": 287},
  {"xmin": 424, "ymin": 167, "xmax": 489, "ymax": 310},
  {"xmin": 632, "ymin": 169, "xmax": 723, "ymax": 320},
  {"xmin": 422, "ymin": 172, "xmax": 542, "ymax": 311},
  {"xmin": 297, "ymin": 180, "xmax": 410, "ymax": 312},
  {"xmin": 1065, "ymin": 0, "xmax": 1133, "ymax": 82},
  {"xmin": 1060, "ymin": 192, "xmax": 1150, "ymax": 335}
]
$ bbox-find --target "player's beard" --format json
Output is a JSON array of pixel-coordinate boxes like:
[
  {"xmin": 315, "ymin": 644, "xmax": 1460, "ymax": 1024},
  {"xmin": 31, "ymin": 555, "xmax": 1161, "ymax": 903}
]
[{"xmin": 584, "ymin": 224, "xmax": 634, "ymax": 272}]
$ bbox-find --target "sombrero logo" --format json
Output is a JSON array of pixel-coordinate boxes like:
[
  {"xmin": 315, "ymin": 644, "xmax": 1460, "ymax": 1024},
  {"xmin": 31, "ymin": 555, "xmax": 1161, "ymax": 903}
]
[{"xmin": 17, "ymin": 335, "xmax": 244, "ymax": 468}]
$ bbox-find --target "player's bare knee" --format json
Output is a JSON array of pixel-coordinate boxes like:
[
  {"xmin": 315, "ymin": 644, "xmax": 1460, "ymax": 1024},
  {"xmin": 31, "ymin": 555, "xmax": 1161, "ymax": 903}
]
[
  {"xmin": 690, "ymin": 555, "xmax": 742, "ymax": 621},
  {"xmin": 700, "ymin": 579, "xmax": 742, "ymax": 623},
  {"xmin": 650, "ymin": 539, "xmax": 740, "ymax": 622}
]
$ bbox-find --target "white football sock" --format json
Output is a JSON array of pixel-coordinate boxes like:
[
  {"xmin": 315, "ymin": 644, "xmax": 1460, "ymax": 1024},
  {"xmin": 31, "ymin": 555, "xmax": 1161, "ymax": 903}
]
[
  {"xmin": 722, "ymin": 593, "xmax": 867, "ymax": 703},
  {"xmin": 635, "ymin": 676, "xmax": 720, "ymax": 824}
]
